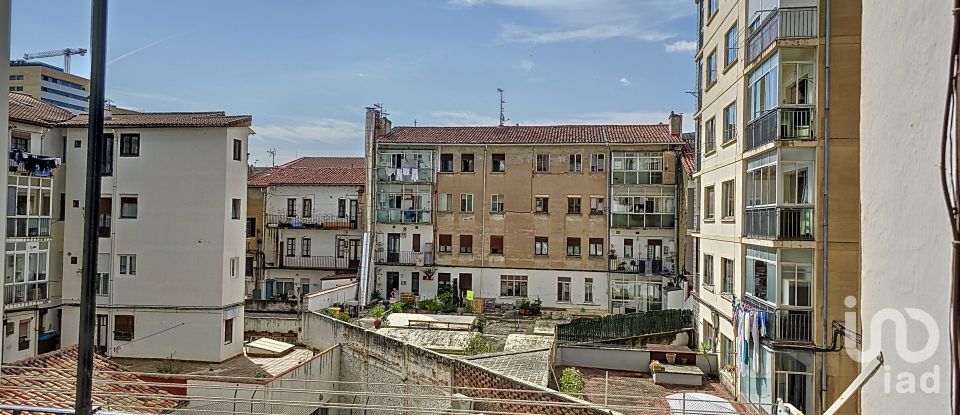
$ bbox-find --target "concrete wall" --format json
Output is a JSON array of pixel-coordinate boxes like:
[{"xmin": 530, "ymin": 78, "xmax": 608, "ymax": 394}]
[
  {"xmin": 305, "ymin": 282, "xmax": 357, "ymax": 312},
  {"xmin": 244, "ymin": 314, "xmax": 299, "ymax": 336},
  {"xmin": 859, "ymin": 0, "xmax": 953, "ymax": 413},
  {"xmin": 557, "ymin": 344, "xmax": 719, "ymax": 376}
]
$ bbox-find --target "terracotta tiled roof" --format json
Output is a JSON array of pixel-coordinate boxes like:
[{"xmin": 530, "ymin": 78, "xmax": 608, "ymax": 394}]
[
  {"xmin": 680, "ymin": 132, "xmax": 697, "ymax": 175},
  {"xmin": 379, "ymin": 124, "xmax": 683, "ymax": 145},
  {"xmin": 248, "ymin": 157, "xmax": 365, "ymax": 187},
  {"xmin": 59, "ymin": 111, "xmax": 252, "ymax": 128},
  {"xmin": 8, "ymin": 93, "xmax": 75, "ymax": 126},
  {"xmin": 0, "ymin": 346, "xmax": 183, "ymax": 414}
]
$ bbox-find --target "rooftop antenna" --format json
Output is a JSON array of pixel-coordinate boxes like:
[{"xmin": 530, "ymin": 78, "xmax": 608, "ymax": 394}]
[
  {"xmin": 414, "ymin": 119, "xmax": 418, "ymax": 127},
  {"xmin": 267, "ymin": 148, "xmax": 276, "ymax": 166},
  {"xmin": 498, "ymin": 88, "xmax": 508, "ymax": 126}
]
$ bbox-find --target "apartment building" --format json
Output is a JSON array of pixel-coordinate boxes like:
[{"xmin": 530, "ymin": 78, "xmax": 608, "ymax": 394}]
[
  {"xmin": 364, "ymin": 108, "xmax": 687, "ymax": 312},
  {"xmin": 9, "ymin": 61, "xmax": 90, "ymax": 113},
  {"xmin": 690, "ymin": 0, "xmax": 861, "ymax": 413},
  {"xmin": 12, "ymin": 109, "xmax": 255, "ymax": 363},
  {"xmin": 247, "ymin": 157, "xmax": 364, "ymax": 300}
]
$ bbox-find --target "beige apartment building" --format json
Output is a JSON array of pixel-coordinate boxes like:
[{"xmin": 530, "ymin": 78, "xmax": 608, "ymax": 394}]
[
  {"xmin": 9, "ymin": 61, "xmax": 90, "ymax": 113},
  {"xmin": 364, "ymin": 109, "xmax": 690, "ymax": 312},
  {"xmin": 691, "ymin": 0, "xmax": 861, "ymax": 413}
]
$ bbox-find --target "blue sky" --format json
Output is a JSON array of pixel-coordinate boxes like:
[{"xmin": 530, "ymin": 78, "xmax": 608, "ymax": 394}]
[{"xmin": 11, "ymin": 0, "xmax": 696, "ymax": 165}]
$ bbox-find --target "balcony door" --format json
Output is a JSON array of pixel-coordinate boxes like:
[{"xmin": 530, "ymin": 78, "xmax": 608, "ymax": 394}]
[
  {"xmin": 95, "ymin": 314, "xmax": 108, "ymax": 354},
  {"xmin": 386, "ymin": 233, "xmax": 400, "ymax": 263},
  {"xmin": 349, "ymin": 199, "xmax": 358, "ymax": 229},
  {"xmin": 348, "ymin": 239, "xmax": 361, "ymax": 269},
  {"xmin": 647, "ymin": 239, "xmax": 663, "ymax": 274}
]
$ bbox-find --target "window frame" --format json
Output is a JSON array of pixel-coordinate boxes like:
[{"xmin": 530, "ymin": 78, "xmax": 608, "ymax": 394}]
[
  {"xmin": 534, "ymin": 196, "xmax": 549, "ymax": 213},
  {"xmin": 722, "ymin": 180, "xmax": 736, "ymax": 220},
  {"xmin": 500, "ymin": 275, "xmax": 528, "ymax": 297},
  {"xmin": 119, "ymin": 254, "xmax": 137, "ymax": 276},
  {"xmin": 535, "ymin": 237, "xmax": 549, "ymax": 256},
  {"xmin": 566, "ymin": 237, "xmax": 582, "ymax": 257},
  {"xmin": 721, "ymin": 257, "xmax": 735, "ymax": 294},
  {"xmin": 460, "ymin": 193, "xmax": 474, "ymax": 213},
  {"xmin": 119, "ymin": 133, "xmax": 140, "ymax": 157},
  {"xmin": 231, "ymin": 198, "xmax": 241, "ymax": 220},
  {"xmin": 301, "ymin": 237, "xmax": 312, "ymax": 257},
  {"xmin": 232, "ymin": 139, "xmax": 243, "ymax": 162},
  {"xmin": 438, "ymin": 234, "xmax": 453, "ymax": 253},
  {"xmin": 286, "ymin": 198, "xmax": 296, "ymax": 217},
  {"xmin": 704, "ymin": 117, "xmax": 717, "ymax": 154},
  {"xmin": 725, "ymin": 24, "xmax": 739, "ymax": 68},
  {"xmin": 302, "ymin": 198, "xmax": 313, "ymax": 218},
  {"xmin": 723, "ymin": 102, "xmax": 737, "ymax": 144},
  {"xmin": 491, "ymin": 153, "xmax": 506, "ymax": 172},
  {"xmin": 490, "ymin": 194, "xmax": 504, "ymax": 213},
  {"xmin": 535, "ymin": 154, "xmax": 550, "ymax": 173},
  {"xmin": 704, "ymin": 185, "xmax": 716, "ymax": 221},
  {"xmin": 114, "ymin": 315, "xmax": 134, "ymax": 341},
  {"xmin": 224, "ymin": 318, "xmax": 234, "ymax": 344},
  {"xmin": 584, "ymin": 278, "xmax": 594, "ymax": 303},
  {"xmin": 556, "ymin": 277, "xmax": 571, "ymax": 303},
  {"xmin": 461, "ymin": 153, "xmax": 475, "ymax": 172},
  {"xmin": 590, "ymin": 153, "xmax": 605, "ymax": 172},
  {"xmin": 459, "ymin": 235, "xmax": 473, "ymax": 254},
  {"xmin": 286, "ymin": 238, "xmax": 296, "ymax": 257},
  {"xmin": 440, "ymin": 153, "xmax": 454, "ymax": 172},
  {"xmin": 490, "ymin": 235, "xmax": 504, "ymax": 255},
  {"xmin": 120, "ymin": 196, "xmax": 138, "ymax": 219},
  {"xmin": 703, "ymin": 254, "xmax": 715, "ymax": 288},
  {"xmin": 588, "ymin": 238, "xmax": 604, "ymax": 257},
  {"xmin": 567, "ymin": 196, "xmax": 582, "ymax": 214},
  {"xmin": 706, "ymin": 49, "xmax": 718, "ymax": 87},
  {"xmin": 589, "ymin": 196, "xmax": 605, "ymax": 214},
  {"xmin": 568, "ymin": 154, "xmax": 583, "ymax": 173}
]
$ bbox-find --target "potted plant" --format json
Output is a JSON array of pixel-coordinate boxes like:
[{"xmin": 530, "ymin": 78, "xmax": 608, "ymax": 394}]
[
  {"xmin": 370, "ymin": 304, "xmax": 386, "ymax": 329},
  {"xmin": 649, "ymin": 360, "xmax": 665, "ymax": 373},
  {"xmin": 665, "ymin": 352, "xmax": 677, "ymax": 364}
]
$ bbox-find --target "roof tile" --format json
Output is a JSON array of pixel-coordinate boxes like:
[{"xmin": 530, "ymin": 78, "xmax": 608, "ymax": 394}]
[
  {"xmin": 59, "ymin": 112, "xmax": 252, "ymax": 128},
  {"xmin": 8, "ymin": 93, "xmax": 75, "ymax": 127},
  {"xmin": 248, "ymin": 157, "xmax": 365, "ymax": 186}
]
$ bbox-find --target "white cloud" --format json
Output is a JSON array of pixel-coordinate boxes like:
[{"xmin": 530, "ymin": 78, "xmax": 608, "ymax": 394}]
[
  {"xmin": 252, "ymin": 118, "xmax": 363, "ymax": 145},
  {"xmin": 664, "ymin": 40, "xmax": 697, "ymax": 53},
  {"xmin": 516, "ymin": 58, "xmax": 535, "ymax": 73},
  {"xmin": 619, "ymin": 77, "xmax": 632, "ymax": 87},
  {"xmin": 452, "ymin": 0, "xmax": 691, "ymax": 44}
]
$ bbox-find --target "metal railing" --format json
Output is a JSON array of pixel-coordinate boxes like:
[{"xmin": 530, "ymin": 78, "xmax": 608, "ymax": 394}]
[
  {"xmin": 266, "ymin": 214, "xmax": 356, "ymax": 229},
  {"xmin": 745, "ymin": 107, "xmax": 816, "ymax": 151},
  {"xmin": 281, "ymin": 255, "xmax": 357, "ymax": 270},
  {"xmin": 609, "ymin": 258, "xmax": 672, "ymax": 275},
  {"xmin": 376, "ymin": 167, "xmax": 434, "ymax": 183},
  {"xmin": 746, "ymin": 7, "xmax": 818, "ymax": 64},
  {"xmin": 6, "ymin": 217, "xmax": 51, "ymax": 237},
  {"xmin": 744, "ymin": 294, "xmax": 814, "ymax": 343},
  {"xmin": 375, "ymin": 250, "xmax": 434, "ymax": 266},
  {"xmin": 4, "ymin": 282, "xmax": 49, "ymax": 306},
  {"xmin": 610, "ymin": 213, "xmax": 676, "ymax": 229},
  {"xmin": 744, "ymin": 206, "xmax": 815, "ymax": 240},
  {"xmin": 375, "ymin": 209, "xmax": 432, "ymax": 224},
  {"xmin": 688, "ymin": 212, "xmax": 700, "ymax": 232}
]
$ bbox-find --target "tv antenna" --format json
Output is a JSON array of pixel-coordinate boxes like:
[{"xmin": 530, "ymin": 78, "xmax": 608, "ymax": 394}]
[
  {"xmin": 267, "ymin": 148, "xmax": 276, "ymax": 166},
  {"xmin": 498, "ymin": 88, "xmax": 508, "ymax": 126}
]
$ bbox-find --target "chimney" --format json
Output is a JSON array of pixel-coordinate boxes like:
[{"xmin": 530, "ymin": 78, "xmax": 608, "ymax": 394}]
[
  {"xmin": 381, "ymin": 116, "xmax": 392, "ymax": 133},
  {"xmin": 669, "ymin": 111, "xmax": 682, "ymax": 136}
]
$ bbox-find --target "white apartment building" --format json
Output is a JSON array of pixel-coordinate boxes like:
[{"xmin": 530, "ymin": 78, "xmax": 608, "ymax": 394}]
[
  {"xmin": 860, "ymin": 0, "xmax": 953, "ymax": 413},
  {"xmin": 247, "ymin": 157, "xmax": 364, "ymax": 300},
  {"xmin": 692, "ymin": 0, "xmax": 861, "ymax": 413},
  {"xmin": 46, "ymin": 110, "xmax": 252, "ymax": 363}
]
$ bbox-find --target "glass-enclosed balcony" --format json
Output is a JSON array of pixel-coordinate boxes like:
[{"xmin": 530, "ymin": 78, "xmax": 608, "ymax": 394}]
[
  {"xmin": 377, "ymin": 151, "xmax": 434, "ymax": 183},
  {"xmin": 377, "ymin": 184, "xmax": 432, "ymax": 224},
  {"xmin": 7, "ymin": 175, "xmax": 53, "ymax": 238},
  {"xmin": 746, "ymin": 6, "xmax": 818, "ymax": 64},
  {"xmin": 4, "ymin": 242, "xmax": 51, "ymax": 307},
  {"xmin": 744, "ymin": 149, "xmax": 815, "ymax": 241},
  {"xmin": 743, "ymin": 246, "xmax": 814, "ymax": 344},
  {"xmin": 376, "ymin": 208, "xmax": 432, "ymax": 224},
  {"xmin": 610, "ymin": 187, "xmax": 676, "ymax": 229},
  {"xmin": 745, "ymin": 51, "xmax": 817, "ymax": 151}
]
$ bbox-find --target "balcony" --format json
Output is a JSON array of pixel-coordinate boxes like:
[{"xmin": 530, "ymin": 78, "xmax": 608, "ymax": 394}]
[
  {"xmin": 746, "ymin": 7, "xmax": 818, "ymax": 64},
  {"xmin": 376, "ymin": 209, "xmax": 432, "ymax": 224},
  {"xmin": 745, "ymin": 106, "xmax": 816, "ymax": 151},
  {"xmin": 4, "ymin": 282, "xmax": 49, "ymax": 308},
  {"xmin": 6, "ymin": 217, "xmax": 51, "ymax": 238},
  {"xmin": 610, "ymin": 258, "xmax": 673, "ymax": 275},
  {"xmin": 280, "ymin": 255, "xmax": 357, "ymax": 270},
  {"xmin": 610, "ymin": 213, "xmax": 676, "ymax": 229},
  {"xmin": 744, "ymin": 294, "xmax": 813, "ymax": 344},
  {"xmin": 266, "ymin": 214, "xmax": 356, "ymax": 230},
  {"xmin": 9, "ymin": 150, "xmax": 60, "ymax": 177},
  {"xmin": 744, "ymin": 206, "xmax": 814, "ymax": 241},
  {"xmin": 375, "ymin": 250, "xmax": 434, "ymax": 266},
  {"xmin": 377, "ymin": 167, "xmax": 434, "ymax": 183}
]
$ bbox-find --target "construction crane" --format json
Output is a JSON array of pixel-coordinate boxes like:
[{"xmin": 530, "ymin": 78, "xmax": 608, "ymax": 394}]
[{"xmin": 22, "ymin": 48, "xmax": 88, "ymax": 74}]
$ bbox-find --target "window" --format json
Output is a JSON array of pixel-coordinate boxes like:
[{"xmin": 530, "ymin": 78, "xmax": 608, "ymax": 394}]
[
  {"xmin": 301, "ymin": 237, "xmax": 312, "ymax": 256},
  {"xmin": 557, "ymin": 277, "xmax": 571, "ymax": 302},
  {"xmin": 590, "ymin": 153, "xmax": 605, "ymax": 172},
  {"xmin": 17, "ymin": 320, "xmax": 29, "ymax": 351},
  {"xmin": 703, "ymin": 254, "xmax": 715, "ymax": 287},
  {"xmin": 707, "ymin": 0, "xmax": 717, "ymax": 18},
  {"xmin": 460, "ymin": 193, "xmax": 474, "ymax": 213},
  {"xmin": 119, "ymin": 255, "xmax": 136, "ymax": 276},
  {"xmin": 703, "ymin": 320, "xmax": 716, "ymax": 351},
  {"xmin": 9, "ymin": 74, "xmax": 23, "ymax": 80},
  {"xmin": 337, "ymin": 239, "xmax": 349, "ymax": 258},
  {"xmin": 568, "ymin": 154, "xmax": 582, "ymax": 172},
  {"xmin": 59, "ymin": 193, "xmax": 66, "ymax": 221},
  {"xmin": 491, "ymin": 153, "xmax": 505, "ymax": 172},
  {"xmin": 74, "ymin": 139, "xmax": 82, "ymax": 149},
  {"xmin": 748, "ymin": 54, "xmax": 781, "ymax": 120},
  {"xmin": 337, "ymin": 199, "xmax": 346, "ymax": 218},
  {"xmin": 224, "ymin": 318, "xmax": 234, "ymax": 344},
  {"xmin": 500, "ymin": 275, "xmax": 528, "ymax": 297},
  {"xmin": 114, "ymin": 315, "xmax": 134, "ymax": 341},
  {"xmin": 721, "ymin": 335, "xmax": 735, "ymax": 369},
  {"xmin": 589, "ymin": 196, "xmax": 605, "ymax": 214},
  {"xmin": 588, "ymin": 238, "xmax": 604, "ymax": 257},
  {"xmin": 704, "ymin": 117, "xmax": 716, "ymax": 154},
  {"xmin": 461, "ymin": 154, "xmax": 475, "ymax": 172},
  {"xmin": 10, "ymin": 131, "xmax": 29, "ymax": 151},
  {"xmin": 230, "ymin": 257, "xmax": 239, "ymax": 279},
  {"xmin": 246, "ymin": 257, "xmax": 255, "ymax": 276},
  {"xmin": 440, "ymin": 153, "xmax": 454, "ymax": 172},
  {"xmin": 102, "ymin": 134, "xmax": 114, "ymax": 176},
  {"xmin": 8, "ymin": 86, "xmax": 23, "ymax": 92},
  {"xmin": 723, "ymin": 102, "xmax": 737, "ymax": 143},
  {"xmin": 707, "ymin": 50, "xmax": 717, "ymax": 86},
  {"xmin": 566, "ymin": 237, "xmax": 581, "ymax": 257},
  {"xmin": 490, "ymin": 235, "xmax": 504, "ymax": 254},
  {"xmin": 725, "ymin": 24, "xmax": 738, "ymax": 67},
  {"xmin": 95, "ymin": 272, "xmax": 109, "ymax": 296},
  {"xmin": 721, "ymin": 257, "xmax": 735, "ymax": 293},
  {"xmin": 535, "ymin": 154, "xmax": 550, "ymax": 172},
  {"xmin": 98, "ymin": 197, "xmax": 111, "ymax": 237},
  {"xmin": 490, "ymin": 194, "xmax": 504, "ymax": 213},
  {"xmin": 246, "ymin": 218, "xmax": 256, "ymax": 237},
  {"xmin": 722, "ymin": 180, "xmax": 735, "ymax": 219},
  {"xmin": 231, "ymin": 198, "xmax": 241, "ymax": 220},
  {"xmin": 584, "ymin": 278, "xmax": 594, "ymax": 303},
  {"xmin": 459, "ymin": 235, "xmax": 473, "ymax": 254},
  {"xmin": 567, "ymin": 196, "xmax": 581, "ymax": 214},
  {"xmin": 438, "ymin": 193, "xmax": 452, "ymax": 212},
  {"xmin": 120, "ymin": 196, "xmax": 138, "ymax": 219},
  {"xmin": 704, "ymin": 185, "xmax": 716, "ymax": 220},
  {"xmin": 286, "ymin": 238, "xmax": 296, "ymax": 257},
  {"xmin": 611, "ymin": 151, "xmax": 665, "ymax": 185},
  {"xmin": 233, "ymin": 139, "xmax": 243, "ymax": 161},
  {"xmin": 120, "ymin": 134, "xmax": 140, "ymax": 157},
  {"xmin": 302, "ymin": 198, "xmax": 312, "ymax": 218},
  {"xmin": 535, "ymin": 237, "xmax": 548, "ymax": 256},
  {"xmin": 287, "ymin": 198, "xmax": 296, "ymax": 216},
  {"xmin": 438, "ymin": 234, "xmax": 453, "ymax": 253},
  {"xmin": 534, "ymin": 196, "xmax": 549, "ymax": 213}
]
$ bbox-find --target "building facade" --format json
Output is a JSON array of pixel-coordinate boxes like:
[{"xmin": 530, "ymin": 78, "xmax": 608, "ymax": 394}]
[
  {"xmin": 364, "ymin": 109, "xmax": 688, "ymax": 313},
  {"xmin": 246, "ymin": 157, "xmax": 365, "ymax": 300},
  {"xmin": 690, "ymin": 0, "xmax": 862, "ymax": 413},
  {"xmin": 9, "ymin": 61, "xmax": 90, "ymax": 113}
]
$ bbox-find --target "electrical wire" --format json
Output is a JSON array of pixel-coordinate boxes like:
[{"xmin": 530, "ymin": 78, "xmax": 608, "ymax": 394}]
[{"xmin": 941, "ymin": 2, "xmax": 960, "ymax": 414}]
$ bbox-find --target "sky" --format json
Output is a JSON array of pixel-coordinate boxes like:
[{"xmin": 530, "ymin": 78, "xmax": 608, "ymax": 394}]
[{"xmin": 11, "ymin": 0, "xmax": 697, "ymax": 165}]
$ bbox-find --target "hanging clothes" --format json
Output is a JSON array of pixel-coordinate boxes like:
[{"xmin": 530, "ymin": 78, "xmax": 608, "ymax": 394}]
[{"xmin": 410, "ymin": 168, "xmax": 419, "ymax": 182}]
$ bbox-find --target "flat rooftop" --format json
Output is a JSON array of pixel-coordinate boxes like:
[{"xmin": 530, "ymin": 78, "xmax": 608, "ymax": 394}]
[
  {"xmin": 569, "ymin": 368, "xmax": 747, "ymax": 415},
  {"xmin": 112, "ymin": 347, "xmax": 315, "ymax": 379}
]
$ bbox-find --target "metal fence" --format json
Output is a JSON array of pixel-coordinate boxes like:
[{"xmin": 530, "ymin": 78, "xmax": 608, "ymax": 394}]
[
  {"xmin": 556, "ymin": 309, "xmax": 693, "ymax": 343},
  {"xmin": 744, "ymin": 206, "xmax": 814, "ymax": 240},
  {"xmin": 744, "ymin": 294, "xmax": 814, "ymax": 343},
  {"xmin": 266, "ymin": 214, "xmax": 355, "ymax": 229},
  {"xmin": 281, "ymin": 255, "xmax": 356, "ymax": 270},
  {"xmin": 746, "ymin": 7, "xmax": 818, "ymax": 64},
  {"xmin": 375, "ymin": 250, "xmax": 434, "ymax": 266},
  {"xmin": 744, "ymin": 107, "xmax": 816, "ymax": 152}
]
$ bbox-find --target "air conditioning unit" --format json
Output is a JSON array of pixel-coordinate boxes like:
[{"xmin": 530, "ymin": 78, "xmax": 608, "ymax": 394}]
[{"xmin": 450, "ymin": 394, "xmax": 474, "ymax": 412}]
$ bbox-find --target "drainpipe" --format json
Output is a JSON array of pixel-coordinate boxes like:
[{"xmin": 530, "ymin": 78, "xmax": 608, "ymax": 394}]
[
  {"xmin": 820, "ymin": 0, "xmax": 832, "ymax": 408},
  {"xmin": 480, "ymin": 145, "xmax": 488, "ymax": 297}
]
